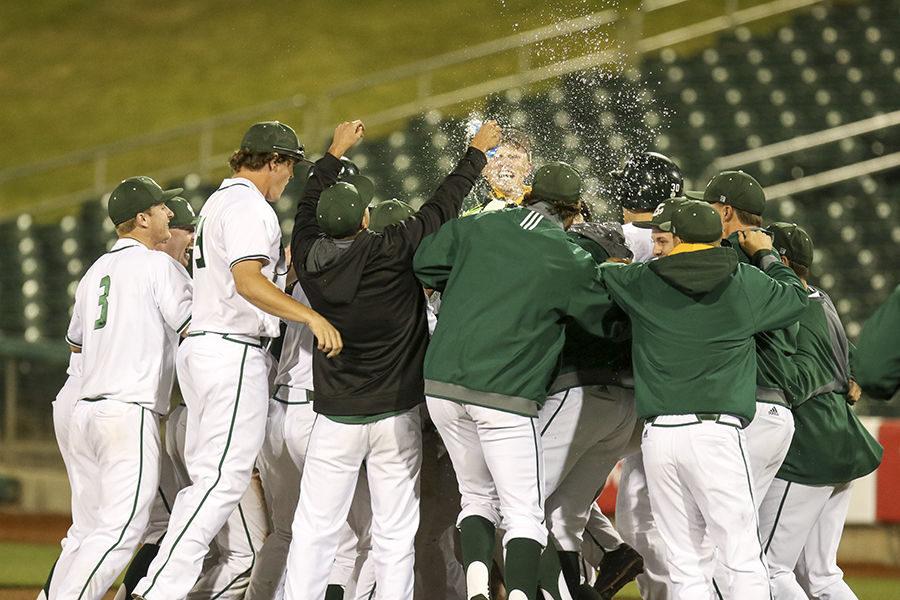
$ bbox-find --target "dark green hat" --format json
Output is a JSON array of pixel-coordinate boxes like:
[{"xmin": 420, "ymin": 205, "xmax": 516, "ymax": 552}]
[
  {"xmin": 240, "ymin": 121, "xmax": 305, "ymax": 162},
  {"xmin": 531, "ymin": 162, "xmax": 582, "ymax": 204},
  {"xmin": 316, "ymin": 182, "xmax": 367, "ymax": 238},
  {"xmin": 342, "ymin": 174, "xmax": 375, "ymax": 205},
  {"xmin": 767, "ymin": 222, "xmax": 814, "ymax": 268},
  {"xmin": 685, "ymin": 170, "xmax": 766, "ymax": 216},
  {"xmin": 369, "ymin": 199, "xmax": 414, "ymax": 233},
  {"xmin": 633, "ymin": 197, "xmax": 689, "ymax": 230},
  {"xmin": 166, "ymin": 197, "xmax": 197, "ymax": 229},
  {"xmin": 658, "ymin": 200, "xmax": 723, "ymax": 244},
  {"xmin": 108, "ymin": 176, "xmax": 183, "ymax": 225}
]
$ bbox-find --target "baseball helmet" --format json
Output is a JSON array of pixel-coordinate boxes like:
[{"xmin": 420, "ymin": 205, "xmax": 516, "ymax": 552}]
[
  {"xmin": 609, "ymin": 151, "xmax": 684, "ymax": 213},
  {"xmin": 338, "ymin": 157, "xmax": 360, "ymax": 179}
]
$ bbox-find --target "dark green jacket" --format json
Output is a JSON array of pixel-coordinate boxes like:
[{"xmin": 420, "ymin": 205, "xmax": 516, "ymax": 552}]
[
  {"xmin": 777, "ymin": 286, "xmax": 883, "ymax": 485},
  {"xmin": 550, "ymin": 233, "xmax": 632, "ymax": 393},
  {"xmin": 413, "ymin": 205, "xmax": 616, "ymax": 416},
  {"xmin": 852, "ymin": 284, "xmax": 900, "ymax": 400},
  {"xmin": 597, "ymin": 246, "xmax": 808, "ymax": 422},
  {"xmin": 724, "ymin": 232, "xmax": 802, "ymax": 406}
]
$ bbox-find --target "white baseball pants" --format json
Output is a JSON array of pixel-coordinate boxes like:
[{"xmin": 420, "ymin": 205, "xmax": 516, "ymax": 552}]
[
  {"xmin": 427, "ymin": 397, "xmax": 546, "ymax": 547},
  {"xmin": 539, "ymin": 385, "xmax": 635, "ymax": 551},
  {"xmin": 135, "ymin": 335, "xmax": 271, "ymax": 600},
  {"xmin": 285, "ymin": 408, "xmax": 422, "ymax": 600},
  {"xmin": 52, "ymin": 400, "xmax": 160, "ymax": 600},
  {"xmin": 759, "ymin": 479, "xmax": 856, "ymax": 600},
  {"xmin": 745, "ymin": 401, "xmax": 796, "ymax": 506},
  {"xmin": 642, "ymin": 416, "xmax": 771, "ymax": 600},
  {"xmin": 49, "ymin": 376, "xmax": 85, "ymax": 597}
]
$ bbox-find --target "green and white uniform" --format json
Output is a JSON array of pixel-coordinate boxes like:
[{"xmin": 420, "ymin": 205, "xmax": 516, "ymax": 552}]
[
  {"xmin": 852, "ymin": 283, "xmax": 900, "ymax": 400},
  {"xmin": 54, "ymin": 238, "xmax": 192, "ymax": 600},
  {"xmin": 758, "ymin": 285, "xmax": 882, "ymax": 600}
]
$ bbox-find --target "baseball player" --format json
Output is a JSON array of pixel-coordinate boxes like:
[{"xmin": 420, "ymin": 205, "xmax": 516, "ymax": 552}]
[
  {"xmin": 52, "ymin": 176, "xmax": 192, "ymax": 600},
  {"xmin": 247, "ymin": 281, "xmax": 373, "ymax": 600},
  {"xmin": 852, "ymin": 283, "xmax": 900, "ymax": 400},
  {"xmin": 686, "ymin": 171, "xmax": 799, "ymax": 509},
  {"xmin": 135, "ymin": 121, "xmax": 342, "ymax": 600},
  {"xmin": 285, "ymin": 119, "xmax": 497, "ymax": 600},
  {"xmin": 463, "ymin": 128, "xmax": 533, "ymax": 214},
  {"xmin": 368, "ymin": 198, "xmax": 415, "ymax": 233},
  {"xmin": 415, "ymin": 162, "xmax": 618, "ymax": 600},
  {"xmin": 537, "ymin": 221, "xmax": 639, "ymax": 600},
  {"xmin": 594, "ymin": 201, "xmax": 808, "ymax": 599},
  {"xmin": 757, "ymin": 223, "xmax": 882, "ymax": 600},
  {"xmin": 609, "ymin": 151, "xmax": 684, "ymax": 263}
]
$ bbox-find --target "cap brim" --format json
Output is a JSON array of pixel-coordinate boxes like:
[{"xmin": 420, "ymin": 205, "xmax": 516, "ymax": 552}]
[
  {"xmin": 632, "ymin": 220, "xmax": 656, "ymax": 230},
  {"xmin": 161, "ymin": 187, "xmax": 184, "ymax": 201},
  {"xmin": 684, "ymin": 190, "xmax": 705, "ymax": 201},
  {"xmin": 272, "ymin": 145, "xmax": 306, "ymax": 162}
]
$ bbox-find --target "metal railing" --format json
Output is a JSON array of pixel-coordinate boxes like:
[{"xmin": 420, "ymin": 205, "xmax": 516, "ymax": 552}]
[{"xmin": 0, "ymin": 0, "xmax": 823, "ymax": 221}]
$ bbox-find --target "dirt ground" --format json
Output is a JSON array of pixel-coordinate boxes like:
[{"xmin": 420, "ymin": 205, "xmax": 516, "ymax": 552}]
[{"xmin": 0, "ymin": 512, "xmax": 70, "ymax": 544}]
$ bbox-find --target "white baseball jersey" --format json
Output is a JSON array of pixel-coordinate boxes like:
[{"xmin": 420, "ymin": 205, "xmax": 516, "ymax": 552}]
[
  {"xmin": 191, "ymin": 177, "xmax": 286, "ymax": 338},
  {"xmin": 66, "ymin": 238, "xmax": 192, "ymax": 414},
  {"xmin": 622, "ymin": 223, "xmax": 654, "ymax": 263},
  {"xmin": 272, "ymin": 284, "xmax": 316, "ymax": 402},
  {"xmin": 66, "ymin": 352, "xmax": 83, "ymax": 378}
]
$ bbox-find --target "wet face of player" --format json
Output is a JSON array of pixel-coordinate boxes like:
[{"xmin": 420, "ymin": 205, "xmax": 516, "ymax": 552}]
[
  {"xmin": 484, "ymin": 144, "xmax": 532, "ymax": 197},
  {"xmin": 651, "ymin": 229, "xmax": 676, "ymax": 257}
]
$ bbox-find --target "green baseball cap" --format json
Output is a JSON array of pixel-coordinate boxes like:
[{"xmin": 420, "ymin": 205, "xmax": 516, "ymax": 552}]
[
  {"xmin": 108, "ymin": 176, "xmax": 183, "ymax": 225},
  {"xmin": 316, "ymin": 182, "xmax": 367, "ymax": 238},
  {"xmin": 166, "ymin": 197, "xmax": 197, "ymax": 229},
  {"xmin": 369, "ymin": 199, "xmax": 415, "ymax": 233},
  {"xmin": 531, "ymin": 162, "xmax": 582, "ymax": 204},
  {"xmin": 633, "ymin": 197, "xmax": 689, "ymax": 230},
  {"xmin": 240, "ymin": 121, "xmax": 306, "ymax": 162},
  {"xmin": 658, "ymin": 200, "xmax": 723, "ymax": 244},
  {"xmin": 342, "ymin": 174, "xmax": 375, "ymax": 206},
  {"xmin": 685, "ymin": 170, "xmax": 766, "ymax": 216},
  {"xmin": 767, "ymin": 222, "xmax": 814, "ymax": 268}
]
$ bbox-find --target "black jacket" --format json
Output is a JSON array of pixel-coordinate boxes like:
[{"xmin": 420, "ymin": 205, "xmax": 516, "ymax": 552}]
[{"xmin": 291, "ymin": 149, "xmax": 487, "ymax": 416}]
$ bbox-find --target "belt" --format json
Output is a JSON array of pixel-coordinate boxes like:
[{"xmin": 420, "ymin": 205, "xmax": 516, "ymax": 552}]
[
  {"xmin": 647, "ymin": 413, "xmax": 747, "ymax": 428},
  {"xmin": 756, "ymin": 386, "xmax": 790, "ymax": 408},
  {"xmin": 272, "ymin": 385, "xmax": 313, "ymax": 404},
  {"xmin": 187, "ymin": 330, "xmax": 269, "ymax": 349}
]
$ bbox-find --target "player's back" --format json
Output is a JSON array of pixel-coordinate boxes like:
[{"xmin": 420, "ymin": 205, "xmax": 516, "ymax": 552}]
[
  {"xmin": 191, "ymin": 178, "xmax": 283, "ymax": 338},
  {"xmin": 417, "ymin": 206, "xmax": 605, "ymax": 411},
  {"xmin": 69, "ymin": 238, "xmax": 192, "ymax": 414}
]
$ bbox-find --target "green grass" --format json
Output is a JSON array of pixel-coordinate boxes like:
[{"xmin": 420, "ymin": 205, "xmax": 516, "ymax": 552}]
[
  {"xmin": 0, "ymin": 0, "xmax": 789, "ymax": 218},
  {"xmin": 1, "ymin": 541, "xmax": 898, "ymax": 598}
]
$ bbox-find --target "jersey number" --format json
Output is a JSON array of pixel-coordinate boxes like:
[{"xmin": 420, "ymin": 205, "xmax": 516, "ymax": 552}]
[
  {"xmin": 94, "ymin": 275, "xmax": 111, "ymax": 330},
  {"xmin": 194, "ymin": 216, "xmax": 207, "ymax": 269}
]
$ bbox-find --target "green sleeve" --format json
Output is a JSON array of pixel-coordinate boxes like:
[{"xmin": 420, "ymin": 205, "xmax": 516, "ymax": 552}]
[
  {"xmin": 745, "ymin": 251, "xmax": 809, "ymax": 333},
  {"xmin": 790, "ymin": 316, "xmax": 836, "ymax": 406},
  {"xmin": 413, "ymin": 219, "xmax": 461, "ymax": 292},
  {"xmin": 852, "ymin": 284, "xmax": 900, "ymax": 400},
  {"xmin": 563, "ymin": 259, "xmax": 622, "ymax": 338}
]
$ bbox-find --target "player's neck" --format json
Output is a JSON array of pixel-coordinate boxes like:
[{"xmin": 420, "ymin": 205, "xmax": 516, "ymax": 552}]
[
  {"xmin": 233, "ymin": 169, "xmax": 270, "ymax": 199},
  {"xmin": 622, "ymin": 209, "xmax": 652, "ymax": 224},
  {"xmin": 120, "ymin": 232, "xmax": 155, "ymax": 249}
]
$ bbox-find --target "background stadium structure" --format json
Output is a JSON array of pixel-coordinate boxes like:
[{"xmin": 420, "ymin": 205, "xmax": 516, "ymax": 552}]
[{"xmin": 0, "ymin": 0, "xmax": 898, "ymax": 596}]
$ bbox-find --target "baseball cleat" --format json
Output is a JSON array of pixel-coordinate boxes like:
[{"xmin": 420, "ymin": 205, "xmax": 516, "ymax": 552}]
[{"xmin": 593, "ymin": 543, "xmax": 644, "ymax": 599}]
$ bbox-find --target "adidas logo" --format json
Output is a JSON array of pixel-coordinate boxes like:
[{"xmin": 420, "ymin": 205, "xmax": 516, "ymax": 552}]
[{"xmin": 769, "ymin": 406, "xmax": 779, "ymax": 416}]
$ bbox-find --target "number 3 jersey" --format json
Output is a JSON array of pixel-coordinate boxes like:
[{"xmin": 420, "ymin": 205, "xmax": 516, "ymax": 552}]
[
  {"xmin": 190, "ymin": 178, "xmax": 285, "ymax": 338},
  {"xmin": 66, "ymin": 238, "xmax": 193, "ymax": 414}
]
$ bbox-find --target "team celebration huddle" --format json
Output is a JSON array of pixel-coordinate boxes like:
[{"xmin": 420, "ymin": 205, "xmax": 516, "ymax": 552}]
[{"xmin": 41, "ymin": 115, "xmax": 897, "ymax": 600}]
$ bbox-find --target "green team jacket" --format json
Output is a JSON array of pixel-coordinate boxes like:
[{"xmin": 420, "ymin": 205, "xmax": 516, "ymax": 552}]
[
  {"xmin": 550, "ymin": 232, "xmax": 632, "ymax": 394},
  {"xmin": 596, "ymin": 245, "xmax": 808, "ymax": 423},
  {"xmin": 852, "ymin": 284, "xmax": 900, "ymax": 400},
  {"xmin": 777, "ymin": 285, "xmax": 882, "ymax": 485},
  {"xmin": 413, "ymin": 205, "xmax": 616, "ymax": 416},
  {"xmin": 724, "ymin": 232, "xmax": 802, "ymax": 406}
]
